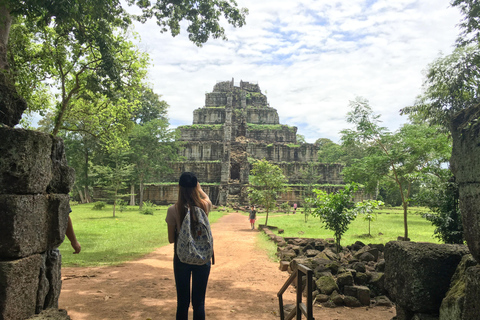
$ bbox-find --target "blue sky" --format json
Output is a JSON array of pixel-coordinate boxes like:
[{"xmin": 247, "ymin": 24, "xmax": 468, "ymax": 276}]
[{"xmin": 130, "ymin": 0, "xmax": 461, "ymax": 143}]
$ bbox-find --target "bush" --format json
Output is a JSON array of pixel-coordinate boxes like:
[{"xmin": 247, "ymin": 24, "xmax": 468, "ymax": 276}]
[
  {"xmin": 117, "ymin": 199, "xmax": 127, "ymax": 212},
  {"xmin": 280, "ymin": 202, "xmax": 290, "ymax": 213},
  {"xmin": 140, "ymin": 201, "xmax": 155, "ymax": 215},
  {"xmin": 92, "ymin": 201, "xmax": 106, "ymax": 210}
]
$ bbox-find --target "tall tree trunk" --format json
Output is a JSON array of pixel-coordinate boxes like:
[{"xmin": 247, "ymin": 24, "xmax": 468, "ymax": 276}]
[
  {"xmin": 129, "ymin": 184, "xmax": 135, "ymax": 206},
  {"xmin": 113, "ymin": 189, "xmax": 117, "ymax": 218},
  {"xmin": 0, "ymin": 5, "xmax": 12, "ymax": 71},
  {"xmin": 84, "ymin": 185, "xmax": 92, "ymax": 203},
  {"xmin": 0, "ymin": 6, "xmax": 27, "ymax": 126},
  {"xmin": 139, "ymin": 181, "xmax": 144, "ymax": 209},
  {"xmin": 77, "ymin": 187, "xmax": 85, "ymax": 203}
]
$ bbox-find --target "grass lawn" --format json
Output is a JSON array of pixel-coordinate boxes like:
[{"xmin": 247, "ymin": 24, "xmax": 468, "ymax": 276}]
[
  {"xmin": 59, "ymin": 203, "xmax": 228, "ymax": 267},
  {"xmin": 252, "ymin": 206, "xmax": 440, "ymax": 246}
]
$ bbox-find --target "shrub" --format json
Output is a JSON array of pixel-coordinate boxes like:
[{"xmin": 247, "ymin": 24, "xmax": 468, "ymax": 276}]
[
  {"xmin": 140, "ymin": 201, "xmax": 155, "ymax": 215},
  {"xmin": 280, "ymin": 202, "xmax": 290, "ymax": 213},
  {"xmin": 117, "ymin": 199, "xmax": 127, "ymax": 212},
  {"xmin": 92, "ymin": 201, "xmax": 106, "ymax": 210}
]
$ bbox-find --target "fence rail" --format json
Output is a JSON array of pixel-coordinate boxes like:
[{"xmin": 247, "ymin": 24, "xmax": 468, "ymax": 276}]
[{"xmin": 277, "ymin": 263, "xmax": 315, "ymax": 320}]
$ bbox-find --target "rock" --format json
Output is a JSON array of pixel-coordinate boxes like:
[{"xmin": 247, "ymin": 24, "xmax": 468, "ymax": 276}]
[
  {"xmin": 279, "ymin": 261, "xmax": 290, "ymax": 272},
  {"xmin": 315, "ymin": 294, "xmax": 329, "ymax": 303},
  {"xmin": 0, "ymin": 127, "xmax": 54, "ymax": 194},
  {"xmin": 0, "ymin": 194, "xmax": 70, "ymax": 259},
  {"xmin": 376, "ymin": 259, "xmax": 386, "ymax": 272},
  {"xmin": 344, "ymin": 296, "xmax": 362, "ymax": 307},
  {"xmin": 315, "ymin": 275, "xmax": 339, "ymax": 295},
  {"xmin": 336, "ymin": 271, "xmax": 354, "ymax": 292},
  {"xmin": 344, "ymin": 285, "xmax": 370, "ymax": 306},
  {"xmin": 26, "ymin": 308, "xmax": 71, "ymax": 320},
  {"xmin": 375, "ymin": 295, "xmax": 393, "ymax": 307},
  {"xmin": 355, "ymin": 272, "xmax": 368, "ymax": 285},
  {"xmin": 450, "ymin": 105, "xmax": 480, "ymax": 261},
  {"xmin": 279, "ymin": 250, "xmax": 297, "ymax": 262},
  {"xmin": 411, "ymin": 314, "xmax": 439, "ymax": 320},
  {"xmin": 322, "ymin": 248, "xmax": 338, "ymax": 260},
  {"xmin": 463, "ymin": 265, "xmax": 480, "ymax": 320},
  {"xmin": 0, "ymin": 255, "xmax": 42, "ymax": 320},
  {"xmin": 322, "ymin": 300, "xmax": 336, "ymax": 308},
  {"xmin": 439, "ymin": 254, "xmax": 477, "ymax": 320},
  {"xmin": 384, "ymin": 241, "xmax": 469, "ymax": 314},
  {"xmin": 47, "ymin": 136, "xmax": 75, "ymax": 194},
  {"xmin": 359, "ymin": 252, "xmax": 376, "ymax": 262},
  {"xmin": 330, "ymin": 290, "xmax": 344, "ymax": 306},
  {"xmin": 305, "ymin": 249, "xmax": 320, "ymax": 257},
  {"xmin": 0, "ymin": 83, "xmax": 27, "ymax": 127},
  {"xmin": 350, "ymin": 261, "xmax": 366, "ymax": 273},
  {"xmin": 314, "ymin": 252, "xmax": 331, "ymax": 260},
  {"xmin": 367, "ymin": 272, "xmax": 386, "ymax": 296}
]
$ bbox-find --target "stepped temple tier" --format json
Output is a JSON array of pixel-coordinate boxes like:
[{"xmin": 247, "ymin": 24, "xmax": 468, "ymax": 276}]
[{"xmin": 143, "ymin": 79, "xmax": 347, "ymax": 206}]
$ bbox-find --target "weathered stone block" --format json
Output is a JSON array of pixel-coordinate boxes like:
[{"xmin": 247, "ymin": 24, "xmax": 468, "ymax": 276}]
[
  {"xmin": 344, "ymin": 285, "xmax": 370, "ymax": 306},
  {"xmin": 47, "ymin": 136, "xmax": 75, "ymax": 194},
  {"xmin": 439, "ymin": 254, "xmax": 477, "ymax": 320},
  {"xmin": 43, "ymin": 250, "xmax": 62, "ymax": 310},
  {"xmin": 456, "ymin": 183, "xmax": 480, "ymax": 262},
  {"xmin": 0, "ymin": 194, "xmax": 69, "ymax": 258},
  {"xmin": 26, "ymin": 308, "xmax": 71, "ymax": 320},
  {"xmin": 0, "ymin": 127, "xmax": 52, "ymax": 194},
  {"xmin": 315, "ymin": 275, "xmax": 339, "ymax": 295},
  {"xmin": 0, "ymin": 255, "xmax": 42, "ymax": 320},
  {"xmin": 384, "ymin": 241, "xmax": 469, "ymax": 314},
  {"xmin": 463, "ymin": 265, "xmax": 480, "ymax": 320}
]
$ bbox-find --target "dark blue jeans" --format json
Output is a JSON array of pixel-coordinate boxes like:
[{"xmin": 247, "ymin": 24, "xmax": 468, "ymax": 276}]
[{"xmin": 173, "ymin": 255, "xmax": 211, "ymax": 320}]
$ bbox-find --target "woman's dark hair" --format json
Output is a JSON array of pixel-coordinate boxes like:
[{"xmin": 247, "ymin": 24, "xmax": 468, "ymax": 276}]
[{"xmin": 176, "ymin": 172, "xmax": 207, "ymax": 227}]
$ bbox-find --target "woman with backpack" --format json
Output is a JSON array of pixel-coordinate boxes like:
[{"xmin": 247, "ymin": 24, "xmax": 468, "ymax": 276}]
[{"xmin": 166, "ymin": 172, "xmax": 213, "ymax": 320}]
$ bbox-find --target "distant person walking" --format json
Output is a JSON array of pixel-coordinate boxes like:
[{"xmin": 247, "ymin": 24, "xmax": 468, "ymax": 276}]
[
  {"xmin": 249, "ymin": 205, "xmax": 257, "ymax": 230},
  {"xmin": 293, "ymin": 203, "xmax": 297, "ymax": 214},
  {"xmin": 166, "ymin": 172, "xmax": 213, "ymax": 320}
]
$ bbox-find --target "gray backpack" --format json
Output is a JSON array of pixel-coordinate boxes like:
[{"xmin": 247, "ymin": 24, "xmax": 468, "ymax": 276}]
[{"xmin": 176, "ymin": 206, "xmax": 214, "ymax": 265}]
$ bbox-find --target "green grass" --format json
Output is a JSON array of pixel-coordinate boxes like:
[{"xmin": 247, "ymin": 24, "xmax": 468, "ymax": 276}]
[
  {"xmin": 252, "ymin": 206, "xmax": 440, "ymax": 246},
  {"xmin": 255, "ymin": 232, "xmax": 279, "ymax": 262},
  {"xmin": 59, "ymin": 203, "xmax": 228, "ymax": 267}
]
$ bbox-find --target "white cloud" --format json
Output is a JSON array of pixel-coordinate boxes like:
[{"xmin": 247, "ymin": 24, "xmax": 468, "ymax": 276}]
[{"xmin": 129, "ymin": 0, "xmax": 462, "ymax": 143}]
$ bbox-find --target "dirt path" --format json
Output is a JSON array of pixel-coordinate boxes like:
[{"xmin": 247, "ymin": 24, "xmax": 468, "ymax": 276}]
[{"xmin": 59, "ymin": 212, "xmax": 395, "ymax": 319}]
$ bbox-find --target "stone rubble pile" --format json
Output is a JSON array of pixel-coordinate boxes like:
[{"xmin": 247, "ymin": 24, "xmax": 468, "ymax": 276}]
[{"xmin": 264, "ymin": 227, "xmax": 394, "ymax": 309}]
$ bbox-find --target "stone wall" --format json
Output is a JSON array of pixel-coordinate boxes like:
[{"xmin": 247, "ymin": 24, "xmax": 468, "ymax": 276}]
[
  {"xmin": 162, "ymin": 161, "xmax": 223, "ymax": 183},
  {"xmin": 179, "ymin": 126, "xmax": 224, "ymax": 141},
  {"xmin": 246, "ymin": 107, "xmax": 279, "ymax": 125},
  {"xmin": 246, "ymin": 125, "xmax": 297, "ymax": 143},
  {"xmin": 0, "ymin": 127, "xmax": 74, "ymax": 320},
  {"xmin": 277, "ymin": 163, "xmax": 344, "ymax": 184},
  {"xmin": 193, "ymin": 108, "xmax": 226, "ymax": 124},
  {"xmin": 247, "ymin": 143, "xmax": 318, "ymax": 162},
  {"xmin": 179, "ymin": 142, "xmax": 225, "ymax": 161},
  {"xmin": 205, "ymin": 92, "xmax": 228, "ymax": 107}
]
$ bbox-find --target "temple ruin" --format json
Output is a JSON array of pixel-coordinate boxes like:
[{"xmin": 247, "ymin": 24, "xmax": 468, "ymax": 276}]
[{"xmin": 142, "ymin": 79, "xmax": 347, "ymax": 206}]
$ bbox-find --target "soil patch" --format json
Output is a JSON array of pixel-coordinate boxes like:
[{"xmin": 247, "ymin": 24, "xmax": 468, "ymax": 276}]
[{"xmin": 59, "ymin": 212, "xmax": 395, "ymax": 319}]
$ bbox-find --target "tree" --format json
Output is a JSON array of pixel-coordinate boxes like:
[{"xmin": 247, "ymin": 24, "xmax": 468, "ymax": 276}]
[
  {"xmin": 415, "ymin": 170, "xmax": 464, "ymax": 244},
  {"xmin": 355, "ymin": 199, "xmax": 384, "ymax": 237},
  {"xmin": 401, "ymin": 44, "xmax": 480, "ymax": 129},
  {"xmin": 8, "ymin": 17, "xmax": 148, "ymax": 137},
  {"xmin": 0, "ymin": 0, "xmax": 248, "ymax": 126},
  {"xmin": 310, "ymin": 183, "xmax": 358, "ymax": 252},
  {"xmin": 316, "ymin": 138, "xmax": 346, "ymax": 164},
  {"xmin": 342, "ymin": 97, "xmax": 451, "ymax": 240},
  {"xmin": 299, "ymin": 162, "xmax": 323, "ymax": 222},
  {"xmin": 247, "ymin": 159, "xmax": 287, "ymax": 226},
  {"xmin": 93, "ymin": 150, "xmax": 134, "ymax": 217},
  {"xmin": 452, "ymin": 0, "xmax": 480, "ymax": 46}
]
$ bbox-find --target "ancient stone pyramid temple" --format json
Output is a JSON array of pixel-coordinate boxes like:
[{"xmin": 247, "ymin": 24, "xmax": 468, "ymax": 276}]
[{"xmin": 146, "ymin": 79, "xmax": 344, "ymax": 205}]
